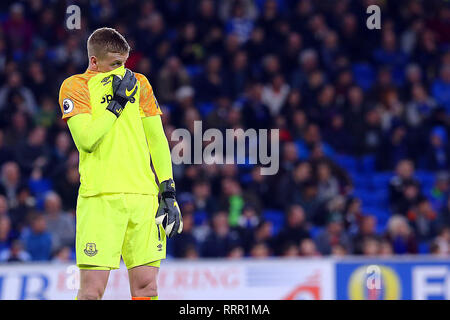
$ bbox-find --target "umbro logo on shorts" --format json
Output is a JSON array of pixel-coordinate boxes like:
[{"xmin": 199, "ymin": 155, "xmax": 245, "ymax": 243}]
[{"xmin": 157, "ymin": 243, "xmax": 163, "ymax": 251}]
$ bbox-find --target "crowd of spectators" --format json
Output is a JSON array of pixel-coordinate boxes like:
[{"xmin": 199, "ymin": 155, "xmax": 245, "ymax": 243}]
[{"xmin": 1, "ymin": 0, "xmax": 450, "ymax": 263}]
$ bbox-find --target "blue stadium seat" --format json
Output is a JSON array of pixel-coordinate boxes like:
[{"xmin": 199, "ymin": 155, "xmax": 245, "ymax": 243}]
[
  {"xmin": 418, "ymin": 242, "xmax": 430, "ymax": 254},
  {"xmin": 262, "ymin": 210, "xmax": 285, "ymax": 236},
  {"xmin": 374, "ymin": 189, "xmax": 389, "ymax": 208},
  {"xmin": 162, "ymin": 103, "xmax": 175, "ymax": 113},
  {"xmin": 359, "ymin": 155, "xmax": 376, "ymax": 174},
  {"xmin": 351, "ymin": 173, "xmax": 373, "ymax": 190},
  {"xmin": 373, "ymin": 172, "xmax": 394, "ymax": 188},
  {"xmin": 198, "ymin": 102, "xmax": 215, "ymax": 117},
  {"xmin": 294, "ymin": 140, "xmax": 310, "ymax": 159},
  {"xmin": 309, "ymin": 226, "xmax": 324, "ymax": 240},
  {"xmin": 239, "ymin": 172, "xmax": 253, "ymax": 185},
  {"xmin": 375, "ymin": 223, "xmax": 387, "ymax": 234},
  {"xmin": 185, "ymin": 65, "xmax": 203, "ymax": 78},
  {"xmin": 416, "ymin": 171, "xmax": 435, "ymax": 188},
  {"xmin": 362, "ymin": 207, "xmax": 391, "ymax": 225},
  {"xmin": 194, "ymin": 210, "xmax": 208, "ymax": 226},
  {"xmin": 352, "ymin": 63, "xmax": 375, "ymax": 91},
  {"xmin": 356, "ymin": 189, "xmax": 389, "ymax": 208},
  {"xmin": 333, "ymin": 154, "xmax": 358, "ymax": 173},
  {"xmin": 28, "ymin": 179, "xmax": 53, "ymax": 211}
]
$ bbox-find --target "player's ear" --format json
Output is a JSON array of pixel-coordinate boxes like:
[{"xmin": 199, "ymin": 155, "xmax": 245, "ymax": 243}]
[{"xmin": 89, "ymin": 56, "xmax": 99, "ymax": 71}]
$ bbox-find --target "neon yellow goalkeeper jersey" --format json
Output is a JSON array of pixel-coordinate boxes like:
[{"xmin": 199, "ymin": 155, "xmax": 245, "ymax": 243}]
[{"xmin": 58, "ymin": 65, "xmax": 162, "ymax": 197}]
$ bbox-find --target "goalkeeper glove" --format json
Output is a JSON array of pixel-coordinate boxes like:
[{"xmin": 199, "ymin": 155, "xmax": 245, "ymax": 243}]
[
  {"xmin": 106, "ymin": 68, "xmax": 138, "ymax": 117},
  {"xmin": 155, "ymin": 178, "xmax": 183, "ymax": 238}
]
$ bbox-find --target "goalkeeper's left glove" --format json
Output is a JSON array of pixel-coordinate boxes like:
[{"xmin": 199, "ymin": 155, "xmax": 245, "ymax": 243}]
[{"xmin": 155, "ymin": 178, "xmax": 183, "ymax": 238}]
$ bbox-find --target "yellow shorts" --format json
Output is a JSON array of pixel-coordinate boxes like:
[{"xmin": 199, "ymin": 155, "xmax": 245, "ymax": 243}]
[{"xmin": 75, "ymin": 193, "xmax": 166, "ymax": 270}]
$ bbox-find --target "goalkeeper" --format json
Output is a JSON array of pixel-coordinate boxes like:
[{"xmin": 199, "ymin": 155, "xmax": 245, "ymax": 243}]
[{"xmin": 58, "ymin": 27, "xmax": 182, "ymax": 300}]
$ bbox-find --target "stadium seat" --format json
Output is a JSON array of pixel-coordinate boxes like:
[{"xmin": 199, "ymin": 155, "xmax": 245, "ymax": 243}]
[
  {"xmin": 351, "ymin": 173, "xmax": 373, "ymax": 190},
  {"xmin": 352, "ymin": 63, "xmax": 376, "ymax": 91},
  {"xmin": 359, "ymin": 155, "xmax": 376, "ymax": 174},
  {"xmin": 198, "ymin": 102, "xmax": 215, "ymax": 117},
  {"xmin": 333, "ymin": 154, "xmax": 358, "ymax": 173},
  {"xmin": 28, "ymin": 179, "xmax": 53, "ymax": 211},
  {"xmin": 294, "ymin": 140, "xmax": 310, "ymax": 159},
  {"xmin": 372, "ymin": 172, "xmax": 394, "ymax": 188},
  {"xmin": 185, "ymin": 65, "xmax": 203, "ymax": 78},
  {"xmin": 355, "ymin": 191, "xmax": 381, "ymax": 207},
  {"xmin": 418, "ymin": 242, "xmax": 430, "ymax": 254},
  {"xmin": 262, "ymin": 210, "xmax": 285, "ymax": 236},
  {"xmin": 309, "ymin": 226, "xmax": 324, "ymax": 240},
  {"xmin": 375, "ymin": 223, "xmax": 387, "ymax": 234},
  {"xmin": 356, "ymin": 188, "xmax": 389, "ymax": 208},
  {"xmin": 374, "ymin": 189, "xmax": 389, "ymax": 208},
  {"xmin": 239, "ymin": 172, "xmax": 253, "ymax": 185},
  {"xmin": 194, "ymin": 210, "xmax": 208, "ymax": 226},
  {"xmin": 416, "ymin": 170, "xmax": 435, "ymax": 188},
  {"xmin": 362, "ymin": 206, "xmax": 391, "ymax": 225}
]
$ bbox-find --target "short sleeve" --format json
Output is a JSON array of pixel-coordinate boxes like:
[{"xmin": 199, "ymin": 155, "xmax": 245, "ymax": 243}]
[
  {"xmin": 59, "ymin": 76, "xmax": 91, "ymax": 121},
  {"xmin": 136, "ymin": 73, "xmax": 163, "ymax": 118}
]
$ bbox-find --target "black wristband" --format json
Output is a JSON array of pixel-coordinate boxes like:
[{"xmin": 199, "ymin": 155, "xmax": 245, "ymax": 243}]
[
  {"xmin": 106, "ymin": 100, "xmax": 124, "ymax": 117},
  {"xmin": 159, "ymin": 179, "xmax": 176, "ymax": 198},
  {"xmin": 113, "ymin": 94, "xmax": 128, "ymax": 108}
]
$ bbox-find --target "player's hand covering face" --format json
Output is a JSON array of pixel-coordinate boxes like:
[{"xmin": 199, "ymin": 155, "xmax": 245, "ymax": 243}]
[
  {"xmin": 106, "ymin": 68, "xmax": 138, "ymax": 117},
  {"xmin": 156, "ymin": 178, "xmax": 183, "ymax": 238}
]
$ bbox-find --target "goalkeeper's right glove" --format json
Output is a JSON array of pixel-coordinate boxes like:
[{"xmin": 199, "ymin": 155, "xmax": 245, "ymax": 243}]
[{"xmin": 106, "ymin": 68, "xmax": 138, "ymax": 117}]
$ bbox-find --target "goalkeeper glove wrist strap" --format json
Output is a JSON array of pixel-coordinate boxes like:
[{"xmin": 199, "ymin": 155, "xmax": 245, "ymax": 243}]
[
  {"xmin": 106, "ymin": 100, "xmax": 125, "ymax": 117},
  {"xmin": 159, "ymin": 179, "xmax": 176, "ymax": 198}
]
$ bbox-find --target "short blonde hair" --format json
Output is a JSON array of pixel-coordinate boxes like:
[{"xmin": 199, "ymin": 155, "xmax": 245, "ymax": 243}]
[{"xmin": 87, "ymin": 27, "xmax": 130, "ymax": 58}]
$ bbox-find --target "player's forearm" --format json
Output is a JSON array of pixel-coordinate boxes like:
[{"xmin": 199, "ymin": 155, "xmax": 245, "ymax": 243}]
[
  {"xmin": 67, "ymin": 111, "xmax": 117, "ymax": 153},
  {"xmin": 142, "ymin": 115, "xmax": 173, "ymax": 182}
]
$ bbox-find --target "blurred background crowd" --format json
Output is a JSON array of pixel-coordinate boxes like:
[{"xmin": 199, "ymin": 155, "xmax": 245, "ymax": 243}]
[{"xmin": 1, "ymin": 0, "xmax": 450, "ymax": 263}]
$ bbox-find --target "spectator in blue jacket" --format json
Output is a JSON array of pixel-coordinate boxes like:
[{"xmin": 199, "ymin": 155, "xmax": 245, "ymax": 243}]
[{"xmin": 22, "ymin": 213, "xmax": 52, "ymax": 261}]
